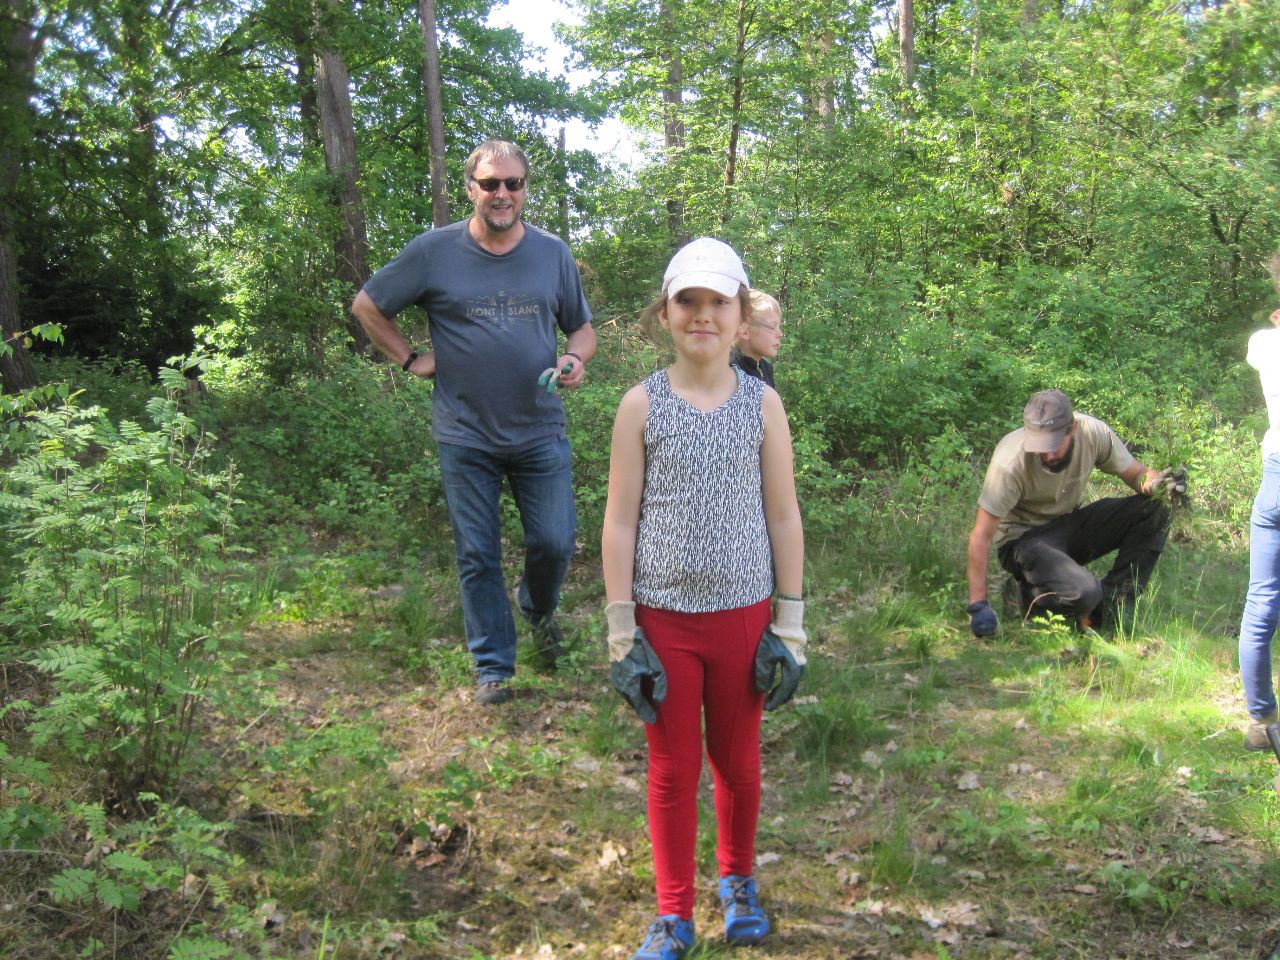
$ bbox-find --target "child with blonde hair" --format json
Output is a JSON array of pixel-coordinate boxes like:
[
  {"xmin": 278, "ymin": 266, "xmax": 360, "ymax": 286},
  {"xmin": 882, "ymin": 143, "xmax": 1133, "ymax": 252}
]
[
  {"xmin": 602, "ymin": 238, "xmax": 806, "ymax": 959},
  {"xmin": 730, "ymin": 288, "xmax": 784, "ymax": 386}
]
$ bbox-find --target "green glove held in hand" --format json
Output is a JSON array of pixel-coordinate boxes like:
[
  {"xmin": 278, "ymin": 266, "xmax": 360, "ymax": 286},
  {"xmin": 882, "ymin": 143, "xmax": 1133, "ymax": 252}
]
[
  {"xmin": 537, "ymin": 362, "xmax": 575, "ymax": 393},
  {"xmin": 606, "ymin": 600, "xmax": 667, "ymax": 724},
  {"xmin": 754, "ymin": 597, "xmax": 807, "ymax": 711}
]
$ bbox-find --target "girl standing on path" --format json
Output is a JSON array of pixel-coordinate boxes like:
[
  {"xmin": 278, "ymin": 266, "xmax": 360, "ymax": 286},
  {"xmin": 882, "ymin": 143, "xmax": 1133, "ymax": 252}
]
[{"xmin": 601, "ymin": 238, "xmax": 806, "ymax": 960}]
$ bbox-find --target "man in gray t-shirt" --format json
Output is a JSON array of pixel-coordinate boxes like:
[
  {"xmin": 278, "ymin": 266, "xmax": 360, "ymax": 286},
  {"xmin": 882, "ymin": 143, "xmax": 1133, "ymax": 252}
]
[
  {"xmin": 964, "ymin": 389, "xmax": 1178, "ymax": 638},
  {"xmin": 352, "ymin": 139, "xmax": 597, "ymax": 705}
]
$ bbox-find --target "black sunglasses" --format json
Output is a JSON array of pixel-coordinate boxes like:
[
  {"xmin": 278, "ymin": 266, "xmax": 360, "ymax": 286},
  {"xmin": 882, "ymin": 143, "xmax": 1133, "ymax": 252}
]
[{"xmin": 472, "ymin": 177, "xmax": 526, "ymax": 192}]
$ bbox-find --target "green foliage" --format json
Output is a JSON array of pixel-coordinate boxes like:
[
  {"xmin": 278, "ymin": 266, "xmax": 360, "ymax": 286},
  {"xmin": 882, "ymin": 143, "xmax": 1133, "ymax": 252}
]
[
  {"xmin": 168, "ymin": 938, "xmax": 234, "ymax": 960},
  {"xmin": 1098, "ymin": 860, "xmax": 1188, "ymax": 916},
  {"xmin": 30, "ymin": 355, "xmax": 159, "ymax": 423},
  {"xmin": 0, "ymin": 743, "xmax": 62, "ymax": 851},
  {"xmin": 793, "ymin": 676, "xmax": 878, "ymax": 773},
  {"xmin": 4, "ymin": 1, "xmax": 1280, "ymax": 955},
  {"xmin": 37, "ymin": 798, "xmax": 249, "ymax": 957},
  {"xmin": 0, "ymin": 366, "xmax": 244, "ymax": 801},
  {"xmin": 0, "ymin": 323, "xmax": 69, "ymax": 453},
  {"xmin": 420, "ymin": 736, "xmax": 564, "ymax": 828},
  {"xmin": 201, "ymin": 346, "xmax": 448, "ymax": 550},
  {"xmin": 948, "ymin": 800, "xmax": 1047, "ymax": 863}
]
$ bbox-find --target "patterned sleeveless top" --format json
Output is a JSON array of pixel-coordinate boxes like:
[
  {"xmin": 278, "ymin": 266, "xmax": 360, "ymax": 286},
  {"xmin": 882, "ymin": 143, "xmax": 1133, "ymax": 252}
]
[{"xmin": 632, "ymin": 368, "xmax": 775, "ymax": 613}]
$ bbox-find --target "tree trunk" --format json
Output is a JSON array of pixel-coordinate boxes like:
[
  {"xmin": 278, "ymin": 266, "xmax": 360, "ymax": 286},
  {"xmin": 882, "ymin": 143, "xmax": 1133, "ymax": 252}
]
[
  {"xmin": 721, "ymin": 0, "xmax": 747, "ymax": 226},
  {"xmin": 899, "ymin": 0, "xmax": 915, "ymax": 83},
  {"xmin": 314, "ymin": 35, "xmax": 371, "ymax": 351},
  {"xmin": 417, "ymin": 0, "xmax": 450, "ymax": 228},
  {"xmin": 292, "ymin": 22, "xmax": 320, "ymax": 149},
  {"xmin": 970, "ymin": 0, "xmax": 980, "ymax": 78},
  {"xmin": 0, "ymin": 236, "xmax": 35, "ymax": 395},
  {"xmin": 660, "ymin": 1, "xmax": 686, "ymax": 246},
  {"xmin": 816, "ymin": 29, "xmax": 835, "ymax": 124},
  {"xmin": 0, "ymin": 0, "xmax": 40, "ymax": 392},
  {"xmin": 557, "ymin": 126, "xmax": 570, "ymax": 241}
]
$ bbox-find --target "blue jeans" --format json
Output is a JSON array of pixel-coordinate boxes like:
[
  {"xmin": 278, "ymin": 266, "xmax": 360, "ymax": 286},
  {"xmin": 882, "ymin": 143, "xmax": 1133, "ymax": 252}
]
[
  {"xmin": 437, "ymin": 438, "xmax": 576, "ymax": 685},
  {"xmin": 1240, "ymin": 455, "xmax": 1280, "ymax": 719}
]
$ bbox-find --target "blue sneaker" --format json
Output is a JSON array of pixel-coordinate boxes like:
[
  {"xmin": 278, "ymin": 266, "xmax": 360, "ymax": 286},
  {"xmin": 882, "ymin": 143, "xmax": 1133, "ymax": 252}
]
[
  {"xmin": 719, "ymin": 874, "xmax": 770, "ymax": 945},
  {"xmin": 631, "ymin": 914, "xmax": 695, "ymax": 960}
]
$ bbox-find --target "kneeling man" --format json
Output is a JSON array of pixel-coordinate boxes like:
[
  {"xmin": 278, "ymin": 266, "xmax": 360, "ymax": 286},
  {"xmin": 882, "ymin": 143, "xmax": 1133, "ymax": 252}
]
[{"xmin": 965, "ymin": 389, "xmax": 1178, "ymax": 637}]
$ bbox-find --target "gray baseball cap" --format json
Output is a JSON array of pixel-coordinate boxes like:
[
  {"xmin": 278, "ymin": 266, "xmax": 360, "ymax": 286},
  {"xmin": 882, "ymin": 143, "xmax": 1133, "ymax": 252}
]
[{"xmin": 1023, "ymin": 389, "xmax": 1074, "ymax": 453}]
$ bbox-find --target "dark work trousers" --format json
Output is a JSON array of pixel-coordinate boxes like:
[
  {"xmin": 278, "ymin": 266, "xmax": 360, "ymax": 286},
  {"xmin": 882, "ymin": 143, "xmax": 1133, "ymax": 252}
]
[{"xmin": 997, "ymin": 495, "xmax": 1171, "ymax": 622}]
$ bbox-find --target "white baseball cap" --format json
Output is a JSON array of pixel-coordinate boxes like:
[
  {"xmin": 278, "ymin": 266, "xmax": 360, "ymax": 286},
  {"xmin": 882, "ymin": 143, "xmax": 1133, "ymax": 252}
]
[{"xmin": 662, "ymin": 237, "xmax": 749, "ymax": 299}]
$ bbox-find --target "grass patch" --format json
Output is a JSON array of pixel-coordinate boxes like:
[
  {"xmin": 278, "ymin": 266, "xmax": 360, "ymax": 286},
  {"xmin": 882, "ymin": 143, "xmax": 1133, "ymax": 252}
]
[{"xmin": 6, "ymin": 467, "xmax": 1280, "ymax": 958}]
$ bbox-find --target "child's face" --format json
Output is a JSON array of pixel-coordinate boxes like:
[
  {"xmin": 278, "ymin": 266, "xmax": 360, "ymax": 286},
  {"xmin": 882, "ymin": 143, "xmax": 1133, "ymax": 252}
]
[
  {"xmin": 740, "ymin": 306, "xmax": 783, "ymax": 360},
  {"xmin": 660, "ymin": 287, "xmax": 746, "ymax": 360}
]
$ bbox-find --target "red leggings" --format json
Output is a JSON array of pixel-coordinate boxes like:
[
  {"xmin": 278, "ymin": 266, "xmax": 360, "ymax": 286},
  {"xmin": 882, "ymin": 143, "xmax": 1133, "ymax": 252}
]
[{"xmin": 635, "ymin": 599, "xmax": 770, "ymax": 920}]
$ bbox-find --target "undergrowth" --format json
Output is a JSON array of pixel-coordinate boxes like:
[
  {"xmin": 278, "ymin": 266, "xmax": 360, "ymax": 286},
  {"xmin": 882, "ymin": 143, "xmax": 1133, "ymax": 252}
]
[{"xmin": 2, "ymin": 347, "xmax": 1276, "ymax": 958}]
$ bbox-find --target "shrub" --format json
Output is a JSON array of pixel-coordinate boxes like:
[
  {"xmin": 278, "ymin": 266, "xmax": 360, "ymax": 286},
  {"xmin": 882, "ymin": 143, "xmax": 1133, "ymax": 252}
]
[{"xmin": 0, "ymin": 367, "xmax": 244, "ymax": 803}]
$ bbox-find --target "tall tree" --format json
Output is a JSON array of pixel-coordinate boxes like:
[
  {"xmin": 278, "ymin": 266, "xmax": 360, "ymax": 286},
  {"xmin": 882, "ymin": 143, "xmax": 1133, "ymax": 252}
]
[
  {"xmin": 0, "ymin": 0, "xmax": 40, "ymax": 392},
  {"xmin": 417, "ymin": 0, "xmax": 449, "ymax": 228},
  {"xmin": 899, "ymin": 0, "xmax": 915, "ymax": 82},
  {"xmin": 660, "ymin": 1, "xmax": 687, "ymax": 244},
  {"xmin": 314, "ymin": 0, "xmax": 370, "ymax": 351},
  {"xmin": 721, "ymin": 0, "xmax": 749, "ymax": 225}
]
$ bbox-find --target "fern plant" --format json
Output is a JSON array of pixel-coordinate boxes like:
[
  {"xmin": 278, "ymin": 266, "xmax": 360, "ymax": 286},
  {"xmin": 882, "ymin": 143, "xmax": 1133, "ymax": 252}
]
[{"xmin": 0, "ymin": 363, "xmax": 244, "ymax": 802}]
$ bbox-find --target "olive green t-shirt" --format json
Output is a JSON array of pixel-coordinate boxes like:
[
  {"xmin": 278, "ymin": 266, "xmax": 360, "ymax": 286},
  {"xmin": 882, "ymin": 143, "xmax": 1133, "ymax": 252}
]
[{"xmin": 978, "ymin": 414, "xmax": 1135, "ymax": 548}]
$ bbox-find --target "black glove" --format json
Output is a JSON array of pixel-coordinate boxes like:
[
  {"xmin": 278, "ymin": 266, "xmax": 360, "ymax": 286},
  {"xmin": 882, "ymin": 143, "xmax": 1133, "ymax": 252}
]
[
  {"xmin": 606, "ymin": 601, "xmax": 667, "ymax": 724},
  {"xmin": 754, "ymin": 629, "xmax": 807, "ymax": 711},
  {"xmin": 967, "ymin": 600, "xmax": 998, "ymax": 638},
  {"xmin": 754, "ymin": 598, "xmax": 807, "ymax": 711},
  {"xmin": 1146, "ymin": 466, "xmax": 1189, "ymax": 503},
  {"xmin": 1166, "ymin": 466, "xmax": 1189, "ymax": 506}
]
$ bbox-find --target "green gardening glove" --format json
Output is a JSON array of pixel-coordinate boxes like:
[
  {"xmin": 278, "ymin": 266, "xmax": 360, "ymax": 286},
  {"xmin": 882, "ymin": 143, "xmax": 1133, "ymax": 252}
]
[
  {"xmin": 754, "ymin": 597, "xmax": 807, "ymax": 711},
  {"xmin": 537, "ymin": 362, "xmax": 576, "ymax": 393},
  {"xmin": 606, "ymin": 601, "xmax": 667, "ymax": 724}
]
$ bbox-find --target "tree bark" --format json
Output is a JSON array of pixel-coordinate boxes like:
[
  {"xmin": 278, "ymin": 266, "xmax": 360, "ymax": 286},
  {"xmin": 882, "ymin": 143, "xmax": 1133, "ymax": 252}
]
[
  {"xmin": 816, "ymin": 29, "xmax": 835, "ymax": 123},
  {"xmin": 314, "ymin": 31, "xmax": 371, "ymax": 351},
  {"xmin": 722, "ymin": 0, "xmax": 748, "ymax": 226},
  {"xmin": 899, "ymin": 0, "xmax": 915, "ymax": 83},
  {"xmin": 417, "ymin": 0, "xmax": 450, "ymax": 228},
  {"xmin": 557, "ymin": 126, "xmax": 570, "ymax": 241},
  {"xmin": 660, "ymin": 1, "xmax": 686, "ymax": 246},
  {"xmin": 0, "ymin": 0, "xmax": 40, "ymax": 392},
  {"xmin": 292, "ymin": 22, "xmax": 321, "ymax": 149}
]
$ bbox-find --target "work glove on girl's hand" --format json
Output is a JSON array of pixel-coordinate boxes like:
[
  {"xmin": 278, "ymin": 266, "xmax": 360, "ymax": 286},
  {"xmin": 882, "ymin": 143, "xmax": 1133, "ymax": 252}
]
[
  {"xmin": 605, "ymin": 600, "xmax": 667, "ymax": 724},
  {"xmin": 967, "ymin": 600, "xmax": 998, "ymax": 637},
  {"xmin": 754, "ymin": 598, "xmax": 807, "ymax": 711}
]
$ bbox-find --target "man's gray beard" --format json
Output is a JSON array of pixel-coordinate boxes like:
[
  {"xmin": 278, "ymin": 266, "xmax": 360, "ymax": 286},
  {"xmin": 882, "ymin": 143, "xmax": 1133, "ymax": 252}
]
[{"xmin": 482, "ymin": 211, "xmax": 518, "ymax": 232}]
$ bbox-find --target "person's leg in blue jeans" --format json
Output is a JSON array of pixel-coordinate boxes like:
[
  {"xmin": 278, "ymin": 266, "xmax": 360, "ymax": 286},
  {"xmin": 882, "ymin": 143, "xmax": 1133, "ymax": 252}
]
[
  {"xmin": 1240, "ymin": 456, "xmax": 1280, "ymax": 738},
  {"xmin": 437, "ymin": 442, "xmax": 518, "ymax": 686},
  {"xmin": 508, "ymin": 438, "xmax": 577, "ymax": 626}
]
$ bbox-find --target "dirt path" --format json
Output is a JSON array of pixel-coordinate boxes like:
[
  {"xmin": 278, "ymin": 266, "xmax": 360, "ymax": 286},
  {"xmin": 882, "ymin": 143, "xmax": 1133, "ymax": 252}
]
[{"xmin": 221, "ymin": 605, "xmax": 1280, "ymax": 960}]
